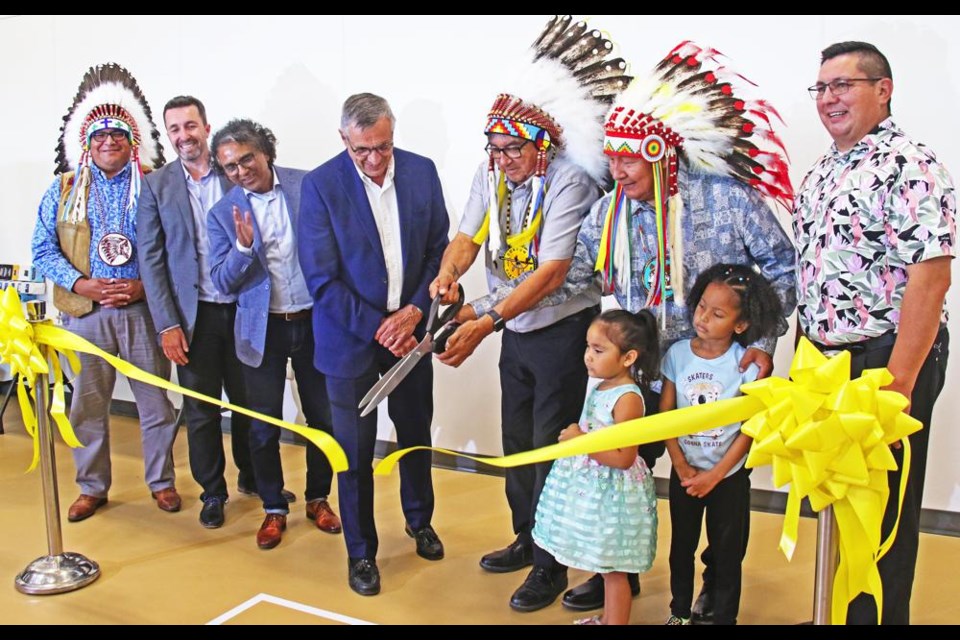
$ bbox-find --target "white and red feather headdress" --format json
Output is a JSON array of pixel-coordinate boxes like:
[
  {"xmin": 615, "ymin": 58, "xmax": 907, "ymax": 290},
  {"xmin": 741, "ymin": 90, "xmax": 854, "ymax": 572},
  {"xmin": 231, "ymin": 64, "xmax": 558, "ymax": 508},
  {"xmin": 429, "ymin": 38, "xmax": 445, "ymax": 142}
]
[{"xmin": 596, "ymin": 41, "xmax": 793, "ymax": 312}]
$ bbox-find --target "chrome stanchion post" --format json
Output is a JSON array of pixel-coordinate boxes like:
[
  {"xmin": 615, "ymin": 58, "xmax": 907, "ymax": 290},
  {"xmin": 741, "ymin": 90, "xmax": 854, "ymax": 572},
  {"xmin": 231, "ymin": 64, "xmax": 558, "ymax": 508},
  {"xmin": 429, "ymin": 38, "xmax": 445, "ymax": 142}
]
[
  {"xmin": 15, "ymin": 301, "xmax": 99, "ymax": 594},
  {"xmin": 811, "ymin": 505, "xmax": 839, "ymax": 624}
]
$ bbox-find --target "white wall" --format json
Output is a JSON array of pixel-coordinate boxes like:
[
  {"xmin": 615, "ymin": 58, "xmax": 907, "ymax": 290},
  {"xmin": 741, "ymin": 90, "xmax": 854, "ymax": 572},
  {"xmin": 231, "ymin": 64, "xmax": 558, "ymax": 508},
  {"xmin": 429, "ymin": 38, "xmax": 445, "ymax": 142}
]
[{"xmin": 2, "ymin": 14, "xmax": 958, "ymax": 510}]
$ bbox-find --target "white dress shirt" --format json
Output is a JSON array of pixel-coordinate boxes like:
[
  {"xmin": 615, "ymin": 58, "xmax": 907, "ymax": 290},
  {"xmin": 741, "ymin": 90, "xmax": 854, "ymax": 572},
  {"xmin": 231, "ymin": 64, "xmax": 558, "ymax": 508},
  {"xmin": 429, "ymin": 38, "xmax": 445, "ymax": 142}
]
[
  {"xmin": 237, "ymin": 170, "xmax": 313, "ymax": 313},
  {"xmin": 355, "ymin": 157, "xmax": 403, "ymax": 311}
]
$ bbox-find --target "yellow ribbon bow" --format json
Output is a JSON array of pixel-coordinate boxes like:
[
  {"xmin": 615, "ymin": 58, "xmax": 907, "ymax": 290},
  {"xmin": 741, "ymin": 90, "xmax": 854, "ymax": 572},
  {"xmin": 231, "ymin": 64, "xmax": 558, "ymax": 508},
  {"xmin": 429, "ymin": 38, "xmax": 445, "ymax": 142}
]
[
  {"xmin": 375, "ymin": 337, "xmax": 919, "ymax": 624},
  {"xmin": 0, "ymin": 287, "xmax": 347, "ymax": 474},
  {"xmin": 740, "ymin": 337, "xmax": 919, "ymax": 624}
]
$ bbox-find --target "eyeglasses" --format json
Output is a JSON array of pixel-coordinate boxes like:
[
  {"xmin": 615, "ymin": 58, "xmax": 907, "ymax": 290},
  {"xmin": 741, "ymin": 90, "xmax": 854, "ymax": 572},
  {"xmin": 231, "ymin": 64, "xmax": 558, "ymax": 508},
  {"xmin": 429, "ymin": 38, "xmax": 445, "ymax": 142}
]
[
  {"xmin": 90, "ymin": 130, "xmax": 130, "ymax": 143},
  {"xmin": 221, "ymin": 152, "xmax": 259, "ymax": 175},
  {"xmin": 485, "ymin": 140, "xmax": 529, "ymax": 160},
  {"xmin": 349, "ymin": 141, "xmax": 394, "ymax": 159},
  {"xmin": 807, "ymin": 78, "xmax": 883, "ymax": 100}
]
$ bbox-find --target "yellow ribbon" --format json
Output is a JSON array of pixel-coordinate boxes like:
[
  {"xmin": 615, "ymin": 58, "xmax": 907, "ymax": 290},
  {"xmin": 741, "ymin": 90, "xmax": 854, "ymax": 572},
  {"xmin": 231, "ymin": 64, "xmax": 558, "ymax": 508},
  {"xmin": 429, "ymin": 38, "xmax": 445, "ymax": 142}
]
[
  {"xmin": 739, "ymin": 338, "xmax": 918, "ymax": 624},
  {"xmin": 0, "ymin": 287, "xmax": 347, "ymax": 473},
  {"xmin": 374, "ymin": 337, "xmax": 919, "ymax": 624}
]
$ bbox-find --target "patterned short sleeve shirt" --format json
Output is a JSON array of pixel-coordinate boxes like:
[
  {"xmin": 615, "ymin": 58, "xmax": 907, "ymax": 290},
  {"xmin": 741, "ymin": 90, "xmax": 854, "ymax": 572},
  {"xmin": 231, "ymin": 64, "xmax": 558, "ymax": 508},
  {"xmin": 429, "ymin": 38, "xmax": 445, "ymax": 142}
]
[{"xmin": 793, "ymin": 118, "xmax": 956, "ymax": 346}]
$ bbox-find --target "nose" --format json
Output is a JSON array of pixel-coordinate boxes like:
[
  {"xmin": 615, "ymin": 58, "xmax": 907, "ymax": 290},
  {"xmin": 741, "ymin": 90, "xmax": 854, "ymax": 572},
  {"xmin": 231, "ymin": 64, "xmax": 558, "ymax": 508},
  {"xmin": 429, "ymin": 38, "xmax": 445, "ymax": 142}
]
[{"xmin": 608, "ymin": 157, "xmax": 626, "ymax": 180}]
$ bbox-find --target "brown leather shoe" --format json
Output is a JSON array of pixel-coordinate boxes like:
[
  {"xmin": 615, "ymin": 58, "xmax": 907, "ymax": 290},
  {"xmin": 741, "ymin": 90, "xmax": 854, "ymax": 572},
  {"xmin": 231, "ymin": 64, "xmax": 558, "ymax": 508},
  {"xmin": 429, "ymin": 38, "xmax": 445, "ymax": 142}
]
[
  {"xmin": 67, "ymin": 494, "xmax": 107, "ymax": 522},
  {"xmin": 151, "ymin": 487, "xmax": 182, "ymax": 512},
  {"xmin": 306, "ymin": 499, "xmax": 342, "ymax": 534},
  {"xmin": 256, "ymin": 513, "xmax": 287, "ymax": 549}
]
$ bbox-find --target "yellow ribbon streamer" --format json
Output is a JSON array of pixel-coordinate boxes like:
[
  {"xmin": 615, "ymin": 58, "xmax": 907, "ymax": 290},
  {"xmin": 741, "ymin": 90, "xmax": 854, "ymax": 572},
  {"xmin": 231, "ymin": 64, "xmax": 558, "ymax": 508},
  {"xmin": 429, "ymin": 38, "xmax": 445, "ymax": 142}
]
[
  {"xmin": 0, "ymin": 287, "xmax": 347, "ymax": 473},
  {"xmin": 374, "ymin": 337, "xmax": 919, "ymax": 624}
]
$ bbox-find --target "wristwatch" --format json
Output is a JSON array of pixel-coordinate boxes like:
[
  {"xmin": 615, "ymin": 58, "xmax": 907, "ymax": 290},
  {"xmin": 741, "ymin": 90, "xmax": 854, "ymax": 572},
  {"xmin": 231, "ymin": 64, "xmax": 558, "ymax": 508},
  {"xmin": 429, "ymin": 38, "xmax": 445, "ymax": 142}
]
[{"xmin": 484, "ymin": 309, "xmax": 505, "ymax": 332}]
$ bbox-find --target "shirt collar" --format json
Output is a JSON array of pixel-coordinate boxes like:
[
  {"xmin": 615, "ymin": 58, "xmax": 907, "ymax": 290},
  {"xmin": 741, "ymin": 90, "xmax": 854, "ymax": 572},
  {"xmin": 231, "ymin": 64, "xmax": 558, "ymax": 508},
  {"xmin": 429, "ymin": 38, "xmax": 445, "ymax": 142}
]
[
  {"xmin": 829, "ymin": 116, "xmax": 895, "ymax": 159},
  {"xmin": 180, "ymin": 159, "xmax": 215, "ymax": 184},
  {"xmin": 91, "ymin": 162, "xmax": 133, "ymax": 182},
  {"xmin": 354, "ymin": 156, "xmax": 396, "ymax": 189},
  {"xmin": 243, "ymin": 167, "xmax": 280, "ymax": 200}
]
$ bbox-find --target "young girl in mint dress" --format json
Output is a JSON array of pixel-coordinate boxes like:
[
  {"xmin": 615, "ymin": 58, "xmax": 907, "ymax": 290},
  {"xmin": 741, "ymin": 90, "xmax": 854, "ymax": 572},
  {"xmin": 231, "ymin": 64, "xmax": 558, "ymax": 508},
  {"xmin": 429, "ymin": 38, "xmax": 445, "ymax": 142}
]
[{"xmin": 533, "ymin": 309, "xmax": 660, "ymax": 625}]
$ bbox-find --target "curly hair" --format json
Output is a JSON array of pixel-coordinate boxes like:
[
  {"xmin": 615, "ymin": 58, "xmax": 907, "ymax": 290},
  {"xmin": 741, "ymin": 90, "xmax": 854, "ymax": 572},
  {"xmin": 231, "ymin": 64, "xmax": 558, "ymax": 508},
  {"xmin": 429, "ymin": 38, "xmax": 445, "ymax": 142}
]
[
  {"xmin": 593, "ymin": 309, "xmax": 660, "ymax": 390},
  {"xmin": 210, "ymin": 118, "xmax": 278, "ymax": 174},
  {"xmin": 686, "ymin": 263, "xmax": 782, "ymax": 346}
]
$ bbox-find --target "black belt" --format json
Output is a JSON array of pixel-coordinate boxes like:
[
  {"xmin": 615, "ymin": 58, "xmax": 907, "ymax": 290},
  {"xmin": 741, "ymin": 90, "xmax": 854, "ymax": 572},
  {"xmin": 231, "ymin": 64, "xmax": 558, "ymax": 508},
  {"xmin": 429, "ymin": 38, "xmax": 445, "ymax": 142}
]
[
  {"xmin": 813, "ymin": 323, "xmax": 946, "ymax": 356},
  {"xmin": 269, "ymin": 309, "xmax": 311, "ymax": 321}
]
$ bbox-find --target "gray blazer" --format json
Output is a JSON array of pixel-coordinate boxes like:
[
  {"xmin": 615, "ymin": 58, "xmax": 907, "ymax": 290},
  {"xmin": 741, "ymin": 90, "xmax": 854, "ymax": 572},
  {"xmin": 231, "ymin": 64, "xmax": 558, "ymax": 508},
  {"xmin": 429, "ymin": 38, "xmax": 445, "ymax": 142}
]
[
  {"xmin": 137, "ymin": 159, "xmax": 233, "ymax": 343},
  {"xmin": 206, "ymin": 166, "xmax": 306, "ymax": 368}
]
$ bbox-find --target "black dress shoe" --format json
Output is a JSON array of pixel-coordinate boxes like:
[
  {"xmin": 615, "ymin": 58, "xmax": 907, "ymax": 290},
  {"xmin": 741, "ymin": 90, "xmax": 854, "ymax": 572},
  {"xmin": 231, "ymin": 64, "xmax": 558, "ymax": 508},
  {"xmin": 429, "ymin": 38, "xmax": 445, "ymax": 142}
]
[
  {"xmin": 691, "ymin": 583, "xmax": 714, "ymax": 623},
  {"xmin": 562, "ymin": 572, "xmax": 641, "ymax": 611},
  {"xmin": 348, "ymin": 557, "xmax": 381, "ymax": 596},
  {"xmin": 509, "ymin": 566, "xmax": 568, "ymax": 612},
  {"xmin": 199, "ymin": 496, "xmax": 226, "ymax": 529},
  {"xmin": 405, "ymin": 524, "xmax": 444, "ymax": 560},
  {"xmin": 479, "ymin": 539, "xmax": 533, "ymax": 573}
]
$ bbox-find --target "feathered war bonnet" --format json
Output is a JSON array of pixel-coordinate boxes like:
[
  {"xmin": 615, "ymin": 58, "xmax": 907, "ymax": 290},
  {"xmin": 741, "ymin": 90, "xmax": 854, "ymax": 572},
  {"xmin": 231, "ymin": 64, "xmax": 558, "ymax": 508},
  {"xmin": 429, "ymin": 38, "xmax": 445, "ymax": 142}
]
[
  {"xmin": 473, "ymin": 16, "xmax": 632, "ymax": 268},
  {"xmin": 55, "ymin": 63, "xmax": 164, "ymax": 224},
  {"xmin": 596, "ymin": 41, "xmax": 793, "ymax": 315}
]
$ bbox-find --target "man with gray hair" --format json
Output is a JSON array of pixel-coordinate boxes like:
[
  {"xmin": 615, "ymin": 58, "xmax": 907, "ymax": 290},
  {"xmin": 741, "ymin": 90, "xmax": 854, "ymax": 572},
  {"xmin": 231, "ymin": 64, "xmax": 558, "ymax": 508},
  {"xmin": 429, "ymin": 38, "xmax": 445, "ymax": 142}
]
[
  {"xmin": 298, "ymin": 93, "xmax": 450, "ymax": 596},
  {"xmin": 207, "ymin": 118, "xmax": 341, "ymax": 551}
]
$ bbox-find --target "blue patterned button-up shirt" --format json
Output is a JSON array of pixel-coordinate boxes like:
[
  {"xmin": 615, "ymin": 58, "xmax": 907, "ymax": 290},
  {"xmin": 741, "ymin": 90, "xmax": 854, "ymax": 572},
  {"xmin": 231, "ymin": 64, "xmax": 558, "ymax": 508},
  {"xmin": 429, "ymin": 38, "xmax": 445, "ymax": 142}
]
[
  {"xmin": 472, "ymin": 162, "xmax": 797, "ymax": 354},
  {"xmin": 32, "ymin": 163, "xmax": 142, "ymax": 289}
]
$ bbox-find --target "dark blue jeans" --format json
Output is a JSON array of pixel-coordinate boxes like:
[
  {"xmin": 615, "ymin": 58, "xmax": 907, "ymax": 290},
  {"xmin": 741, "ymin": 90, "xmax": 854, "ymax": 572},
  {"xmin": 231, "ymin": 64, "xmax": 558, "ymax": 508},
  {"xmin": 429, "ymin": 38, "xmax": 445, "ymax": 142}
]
[
  {"xmin": 177, "ymin": 302, "xmax": 253, "ymax": 501},
  {"xmin": 241, "ymin": 315, "xmax": 334, "ymax": 513}
]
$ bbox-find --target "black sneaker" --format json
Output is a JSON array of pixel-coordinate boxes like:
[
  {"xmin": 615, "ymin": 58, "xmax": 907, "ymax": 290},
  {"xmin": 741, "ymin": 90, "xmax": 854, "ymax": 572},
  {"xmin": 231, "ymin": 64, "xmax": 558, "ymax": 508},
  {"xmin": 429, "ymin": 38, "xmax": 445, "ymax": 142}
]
[
  {"xmin": 509, "ymin": 566, "xmax": 568, "ymax": 612},
  {"xmin": 199, "ymin": 496, "xmax": 226, "ymax": 529}
]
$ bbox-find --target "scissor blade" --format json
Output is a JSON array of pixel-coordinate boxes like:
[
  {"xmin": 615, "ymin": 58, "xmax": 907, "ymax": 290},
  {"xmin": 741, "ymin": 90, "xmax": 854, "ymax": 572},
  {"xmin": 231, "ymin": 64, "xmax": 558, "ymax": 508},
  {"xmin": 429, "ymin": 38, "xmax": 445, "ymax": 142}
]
[{"xmin": 358, "ymin": 347, "xmax": 428, "ymax": 417}]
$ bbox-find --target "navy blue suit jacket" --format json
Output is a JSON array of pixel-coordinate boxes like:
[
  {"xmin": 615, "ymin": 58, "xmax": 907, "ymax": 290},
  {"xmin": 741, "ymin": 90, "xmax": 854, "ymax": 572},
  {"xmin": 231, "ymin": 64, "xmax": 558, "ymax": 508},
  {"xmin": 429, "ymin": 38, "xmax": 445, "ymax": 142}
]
[
  {"xmin": 297, "ymin": 149, "xmax": 449, "ymax": 378},
  {"xmin": 208, "ymin": 166, "xmax": 306, "ymax": 368}
]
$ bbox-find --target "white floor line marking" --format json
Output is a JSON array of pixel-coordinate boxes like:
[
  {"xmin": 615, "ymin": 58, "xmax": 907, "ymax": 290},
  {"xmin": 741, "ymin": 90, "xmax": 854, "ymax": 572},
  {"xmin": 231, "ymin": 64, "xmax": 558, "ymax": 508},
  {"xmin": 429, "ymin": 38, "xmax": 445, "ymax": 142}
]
[{"xmin": 207, "ymin": 592, "xmax": 376, "ymax": 625}]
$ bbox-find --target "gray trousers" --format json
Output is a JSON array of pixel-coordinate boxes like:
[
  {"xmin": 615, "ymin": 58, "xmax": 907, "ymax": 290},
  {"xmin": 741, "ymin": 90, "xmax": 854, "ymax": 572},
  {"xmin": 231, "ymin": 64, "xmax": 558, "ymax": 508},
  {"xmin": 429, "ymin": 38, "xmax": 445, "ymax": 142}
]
[{"xmin": 62, "ymin": 302, "xmax": 177, "ymax": 497}]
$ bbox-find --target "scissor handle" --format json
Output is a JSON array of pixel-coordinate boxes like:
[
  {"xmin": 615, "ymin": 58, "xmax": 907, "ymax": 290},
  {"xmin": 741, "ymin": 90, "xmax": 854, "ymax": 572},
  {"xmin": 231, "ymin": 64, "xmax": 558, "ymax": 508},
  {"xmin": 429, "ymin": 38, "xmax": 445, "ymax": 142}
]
[
  {"xmin": 432, "ymin": 322, "xmax": 460, "ymax": 354},
  {"xmin": 426, "ymin": 283, "xmax": 464, "ymax": 334}
]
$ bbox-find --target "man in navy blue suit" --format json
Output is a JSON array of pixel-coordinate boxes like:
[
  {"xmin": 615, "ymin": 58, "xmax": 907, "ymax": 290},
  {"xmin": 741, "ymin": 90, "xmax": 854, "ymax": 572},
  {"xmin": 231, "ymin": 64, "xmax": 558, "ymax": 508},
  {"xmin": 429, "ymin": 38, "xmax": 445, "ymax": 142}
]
[
  {"xmin": 298, "ymin": 94, "xmax": 450, "ymax": 596},
  {"xmin": 207, "ymin": 119, "xmax": 341, "ymax": 550}
]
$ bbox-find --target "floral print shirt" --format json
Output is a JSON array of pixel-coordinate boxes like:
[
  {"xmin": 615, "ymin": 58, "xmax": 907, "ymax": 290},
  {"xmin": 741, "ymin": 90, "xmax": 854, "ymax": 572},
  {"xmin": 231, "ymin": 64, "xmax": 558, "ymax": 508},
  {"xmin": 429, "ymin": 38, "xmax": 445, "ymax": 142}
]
[{"xmin": 793, "ymin": 118, "xmax": 956, "ymax": 346}]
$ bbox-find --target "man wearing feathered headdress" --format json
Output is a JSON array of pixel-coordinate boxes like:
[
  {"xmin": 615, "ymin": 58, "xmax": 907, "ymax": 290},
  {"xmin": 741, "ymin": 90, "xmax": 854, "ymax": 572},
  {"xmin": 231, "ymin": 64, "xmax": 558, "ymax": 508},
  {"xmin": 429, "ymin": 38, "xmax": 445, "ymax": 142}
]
[
  {"xmin": 31, "ymin": 63, "xmax": 181, "ymax": 523},
  {"xmin": 430, "ymin": 16, "xmax": 631, "ymax": 612},
  {"xmin": 468, "ymin": 41, "xmax": 798, "ymax": 621}
]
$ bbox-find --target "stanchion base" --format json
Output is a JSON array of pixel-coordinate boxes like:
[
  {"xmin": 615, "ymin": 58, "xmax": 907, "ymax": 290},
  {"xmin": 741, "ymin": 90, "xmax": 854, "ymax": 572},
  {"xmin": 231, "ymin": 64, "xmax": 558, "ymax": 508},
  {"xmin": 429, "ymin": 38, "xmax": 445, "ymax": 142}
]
[{"xmin": 14, "ymin": 552, "xmax": 100, "ymax": 595}]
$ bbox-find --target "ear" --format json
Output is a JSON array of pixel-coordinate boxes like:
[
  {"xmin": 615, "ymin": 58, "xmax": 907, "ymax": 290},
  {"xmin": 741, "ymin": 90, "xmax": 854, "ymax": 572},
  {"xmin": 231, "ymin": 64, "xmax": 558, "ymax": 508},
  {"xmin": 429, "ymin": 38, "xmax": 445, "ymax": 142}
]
[
  {"xmin": 734, "ymin": 320, "xmax": 750, "ymax": 336},
  {"xmin": 621, "ymin": 348, "xmax": 638, "ymax": 369},
  {"xmin": 877, "ymin": 77, "xmax": 893, "ymax": 108}
]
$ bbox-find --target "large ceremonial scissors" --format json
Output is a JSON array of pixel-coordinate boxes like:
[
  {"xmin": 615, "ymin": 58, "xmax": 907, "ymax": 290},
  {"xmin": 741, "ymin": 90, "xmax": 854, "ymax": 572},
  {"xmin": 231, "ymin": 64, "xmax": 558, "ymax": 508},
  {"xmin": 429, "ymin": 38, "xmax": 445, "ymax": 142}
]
[{"xmin": 357, "ymin": 284, "xmax": 464, "ymax": 417}]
